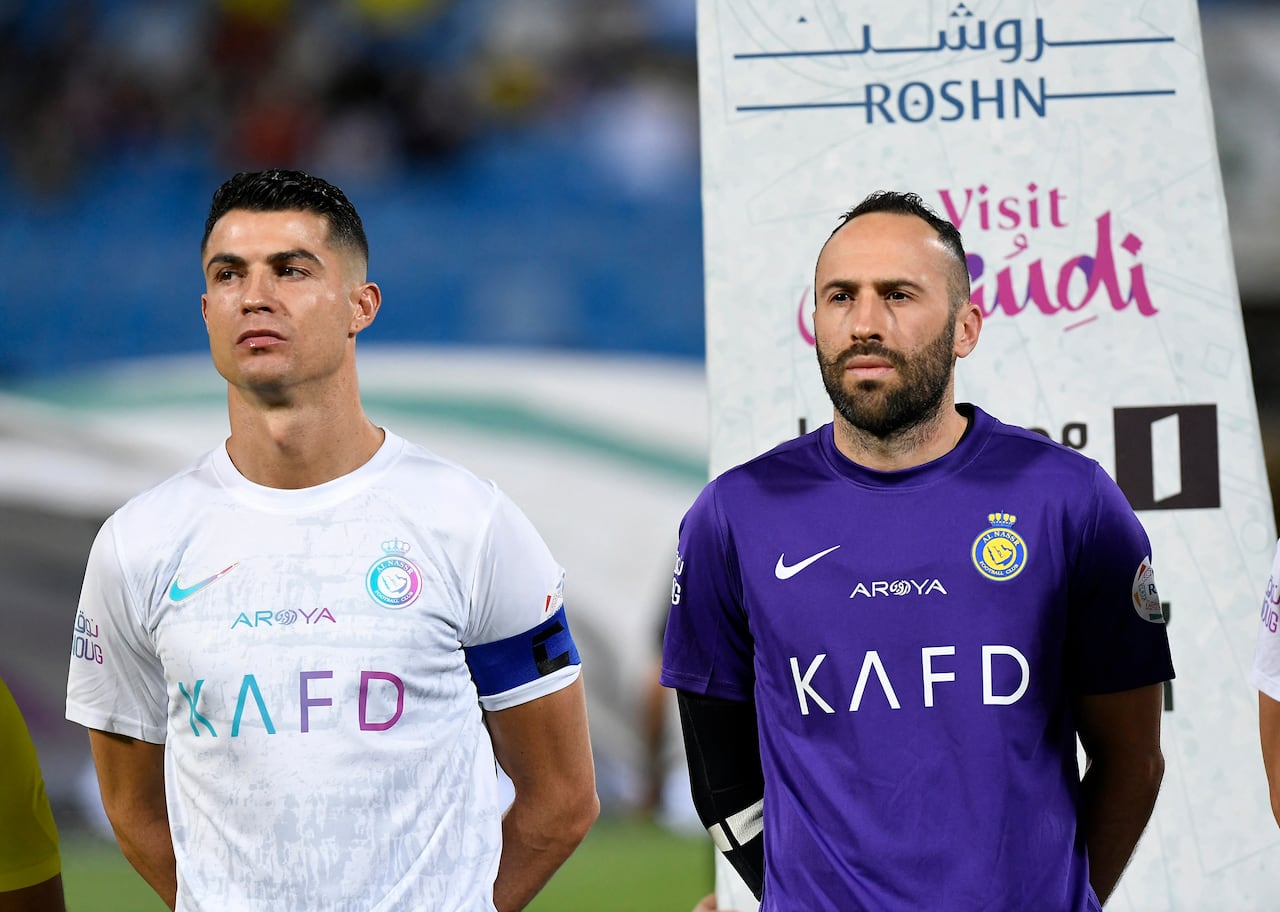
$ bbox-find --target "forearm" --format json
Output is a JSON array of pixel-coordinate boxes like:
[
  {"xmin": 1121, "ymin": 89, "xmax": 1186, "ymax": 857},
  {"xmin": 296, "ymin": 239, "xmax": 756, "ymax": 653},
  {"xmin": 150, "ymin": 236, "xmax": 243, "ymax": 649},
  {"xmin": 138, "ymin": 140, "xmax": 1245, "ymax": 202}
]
[
  {"xmin": 677, "ymin": 691, "xmax": 766, "ymax": 900},
  {"xmin": 88, "ymin": 731, "xmax": 176, "ymax": 909},
  {"xmin": 1259, "ymin": 692, "xmax": 1280, "ymax": 826},
  {"xmin": 1077, "ymin": 751, "xmax": 1163, "ymax": 904},
  {"xmin": 493, "ymin": 788, "xmax": 597, "ymax": 912},
  {"xmin": 486, "ymin": 677, "xmax": 599, "ymax": 912},
  {"xmin": 107, "ymin": 809, "xmax": 178, "ymax": 909}
]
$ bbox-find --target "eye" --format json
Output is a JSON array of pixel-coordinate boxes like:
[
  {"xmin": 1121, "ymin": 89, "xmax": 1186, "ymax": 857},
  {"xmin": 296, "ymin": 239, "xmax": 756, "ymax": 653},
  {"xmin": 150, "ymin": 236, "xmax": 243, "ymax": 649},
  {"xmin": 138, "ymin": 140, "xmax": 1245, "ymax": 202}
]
[{"xmin": 215, "ymin": 269, "xmax": 237, "ymax": 282}]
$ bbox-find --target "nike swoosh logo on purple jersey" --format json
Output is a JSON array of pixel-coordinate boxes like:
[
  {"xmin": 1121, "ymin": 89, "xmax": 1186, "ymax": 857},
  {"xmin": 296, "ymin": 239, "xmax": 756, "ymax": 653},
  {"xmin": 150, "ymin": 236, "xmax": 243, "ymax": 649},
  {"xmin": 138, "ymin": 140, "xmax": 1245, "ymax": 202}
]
[
  {"xmin": 168, "ymin": 563, "xmax": 239, "ymax": 602},
  {"xmin": 774, "ymin": 545, "xmax": 841, "ymax": 580}
]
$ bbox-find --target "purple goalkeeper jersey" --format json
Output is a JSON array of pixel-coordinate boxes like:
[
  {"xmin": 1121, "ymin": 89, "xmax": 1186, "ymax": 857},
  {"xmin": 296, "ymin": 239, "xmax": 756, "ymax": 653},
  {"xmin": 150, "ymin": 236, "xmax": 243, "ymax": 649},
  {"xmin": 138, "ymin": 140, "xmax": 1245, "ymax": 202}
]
[{"xmin": 661, "ymin": 405, "xmax": 1173, "ymax": 912}]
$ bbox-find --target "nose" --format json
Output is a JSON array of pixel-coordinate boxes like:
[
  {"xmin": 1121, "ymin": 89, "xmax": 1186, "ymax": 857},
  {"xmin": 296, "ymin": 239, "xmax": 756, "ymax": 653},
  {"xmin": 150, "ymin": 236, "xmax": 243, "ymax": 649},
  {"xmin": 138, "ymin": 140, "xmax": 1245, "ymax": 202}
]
[
  {"xmin": 240, "ymin": 269, "xmax": 276, "ymax": 313},
  {"xmin": 846, "ymin": 294, "xmax": 887, "ymax": 342}
]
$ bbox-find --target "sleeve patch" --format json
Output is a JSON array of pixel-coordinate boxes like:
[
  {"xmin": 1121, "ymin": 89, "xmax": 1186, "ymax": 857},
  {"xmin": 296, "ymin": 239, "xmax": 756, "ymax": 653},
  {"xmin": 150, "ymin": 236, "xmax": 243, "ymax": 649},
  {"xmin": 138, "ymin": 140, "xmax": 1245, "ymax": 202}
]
[
  {"xmin": 464, "ymin": 605, "xmax": 580, "ymax": 698},
  {"xmin": 1131, "ymin": 556, "xmax": 1165, "ymax": 623}
]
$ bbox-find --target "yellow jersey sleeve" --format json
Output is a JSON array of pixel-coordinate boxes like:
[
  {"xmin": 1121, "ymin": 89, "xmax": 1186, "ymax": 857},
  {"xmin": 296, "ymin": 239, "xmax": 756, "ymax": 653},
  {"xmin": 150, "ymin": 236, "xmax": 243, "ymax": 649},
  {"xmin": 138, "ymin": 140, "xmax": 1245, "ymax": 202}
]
[{"xmin": 0, "ymin": 678, "xmax": 62, "ymax": 891}]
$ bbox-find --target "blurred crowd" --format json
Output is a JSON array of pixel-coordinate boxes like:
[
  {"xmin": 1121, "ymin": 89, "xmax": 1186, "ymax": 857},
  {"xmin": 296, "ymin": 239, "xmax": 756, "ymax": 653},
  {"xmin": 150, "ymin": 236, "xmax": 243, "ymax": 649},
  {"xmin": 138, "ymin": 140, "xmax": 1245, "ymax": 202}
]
[{"xmin": 0, "ymin": 0, "xmax": 699, "ymax": 197}]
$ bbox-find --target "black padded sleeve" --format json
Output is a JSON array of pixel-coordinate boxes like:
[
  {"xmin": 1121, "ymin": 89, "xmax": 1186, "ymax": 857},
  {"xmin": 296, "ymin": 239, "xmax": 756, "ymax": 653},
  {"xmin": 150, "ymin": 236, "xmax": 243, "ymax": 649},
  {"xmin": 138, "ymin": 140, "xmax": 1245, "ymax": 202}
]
[{"xmin": 676, "ymin": 689, "xmax": 766, "ymax": 900}]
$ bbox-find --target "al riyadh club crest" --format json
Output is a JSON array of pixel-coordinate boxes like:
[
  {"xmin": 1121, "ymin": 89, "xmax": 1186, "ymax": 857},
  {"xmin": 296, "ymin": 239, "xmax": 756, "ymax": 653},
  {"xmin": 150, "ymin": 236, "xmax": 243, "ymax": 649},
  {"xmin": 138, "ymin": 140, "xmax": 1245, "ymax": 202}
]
[
  {"xmin": 366, "ymin": 538, "xmax": 423, "ymax": 609},
  {"xmin": 972, "ymin": 512, "xmax": 1028, "ymax": 582}
]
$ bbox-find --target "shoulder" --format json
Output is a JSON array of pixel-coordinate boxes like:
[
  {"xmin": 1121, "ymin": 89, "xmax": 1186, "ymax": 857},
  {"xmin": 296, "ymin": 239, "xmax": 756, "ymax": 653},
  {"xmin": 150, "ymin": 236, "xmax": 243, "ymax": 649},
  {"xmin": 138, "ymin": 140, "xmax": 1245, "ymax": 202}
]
[
  {"xmin": 688, "ymin": 430, "xmax": 823, "ymax": 514},
  {"xmin": 975, "ymin": 408, "xmax": 1109, "ymax": 487},
  {"xmin": 389, "ymin": 435, "xmax": 509, "ymax": 513},
  {"xmin": 681, "ymin": 431, "xmax": 827, "ymax": 543},
  {"xmin": 387, "ymin": 436, "xmax": 549, "ymax": 557},
  {"xmin": 106, "ymin": 448, "xmax": 221, "ymax": 539},
  {"xmin": 971, "ymin": 409, "xmax": 1140, "ymax": 552},
  {"xmin": 707, "ymin": 429, "xmax": 826, "ymax": 495}
]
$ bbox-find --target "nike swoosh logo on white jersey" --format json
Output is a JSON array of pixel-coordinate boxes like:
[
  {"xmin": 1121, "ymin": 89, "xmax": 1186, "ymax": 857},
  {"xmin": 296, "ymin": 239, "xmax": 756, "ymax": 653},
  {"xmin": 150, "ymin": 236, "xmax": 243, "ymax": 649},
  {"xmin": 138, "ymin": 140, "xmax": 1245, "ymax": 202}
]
[
  {"xmin": 775, "ymin": 545, "xmax": 841, "ymax": 580},
  {"xmin": 168, "ymin": 563, "xmax": 239, "ymax": 602}
]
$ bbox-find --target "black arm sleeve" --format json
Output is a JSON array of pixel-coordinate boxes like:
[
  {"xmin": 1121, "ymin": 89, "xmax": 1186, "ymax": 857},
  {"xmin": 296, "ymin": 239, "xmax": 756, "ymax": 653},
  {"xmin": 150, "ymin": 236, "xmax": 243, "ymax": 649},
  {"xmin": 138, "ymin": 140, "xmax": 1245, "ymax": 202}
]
[{"xmin": 676, "ymin": 689, "xmax": 766, "ymax": 900}]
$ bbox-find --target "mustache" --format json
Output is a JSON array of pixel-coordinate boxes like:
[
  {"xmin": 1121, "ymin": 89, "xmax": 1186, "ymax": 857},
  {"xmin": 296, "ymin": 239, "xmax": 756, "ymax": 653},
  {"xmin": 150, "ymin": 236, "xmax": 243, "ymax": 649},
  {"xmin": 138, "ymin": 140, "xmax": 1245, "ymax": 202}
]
[{"xmin": 822, "ymin": 341, "xmax": 906, "ymax": 369}]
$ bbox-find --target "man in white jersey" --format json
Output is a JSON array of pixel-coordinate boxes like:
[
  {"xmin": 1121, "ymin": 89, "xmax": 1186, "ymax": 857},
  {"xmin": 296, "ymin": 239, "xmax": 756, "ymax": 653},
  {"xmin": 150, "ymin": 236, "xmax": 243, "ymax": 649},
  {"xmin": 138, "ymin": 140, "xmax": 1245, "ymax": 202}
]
[
  {"xmin": 65, "ymin": 169, "xmax": 599, "ymax": 912},
  {"xmin": 1252, "ymin": 539, "xmax": 1280, "ymax": 825}
]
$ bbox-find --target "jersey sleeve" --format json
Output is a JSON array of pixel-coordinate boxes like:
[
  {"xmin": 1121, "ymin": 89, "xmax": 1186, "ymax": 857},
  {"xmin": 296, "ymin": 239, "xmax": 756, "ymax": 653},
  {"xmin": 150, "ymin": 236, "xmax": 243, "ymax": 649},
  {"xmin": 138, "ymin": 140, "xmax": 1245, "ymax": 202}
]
[
  {"xmin": 0, "ymin": 680, "xmax": 61, "ymax": 891},
  {"xmin": 461, "ymin": 488, "xmax": 580, "ymax": 712},
  {"xmin": 65, "ymin": 515, "xmax": 168, "ymax": 742},
  {"xmin": 660, "ymin": 480, "xmax": 755, "ymax": 701},
  {"xmin": 1066, "ymin": 464, "xmax": 1175, "ymax": 695},
  {"xmin": 1251, "ymin": 540, "xmax": 1280, "ymax": 700}
]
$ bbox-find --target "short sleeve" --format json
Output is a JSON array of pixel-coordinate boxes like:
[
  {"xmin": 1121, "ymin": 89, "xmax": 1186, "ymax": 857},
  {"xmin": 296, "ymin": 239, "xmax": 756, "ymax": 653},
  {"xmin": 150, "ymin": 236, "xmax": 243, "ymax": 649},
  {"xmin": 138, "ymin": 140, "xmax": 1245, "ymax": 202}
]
[
  {"xmin": 0, "ymin": 680, "xmax": 61, "ymax": 891},
  {"xmin": 1066, "ymin": 465, "xmax": 1175, "ymax": 695},
  {"xmin": 65, "ymin": 516, "xmax": 168, "ymax": 742},
  {"xmin": 462, "ymin": 489, "xmax": 580, "ymax": 711},
  {"xmin": 1251, "ymin": 540, "xmax": 1280, "ymax": 700},
  {"xmin": 660, "ymin": 481, "xmax": 755, "ymax": 701}
]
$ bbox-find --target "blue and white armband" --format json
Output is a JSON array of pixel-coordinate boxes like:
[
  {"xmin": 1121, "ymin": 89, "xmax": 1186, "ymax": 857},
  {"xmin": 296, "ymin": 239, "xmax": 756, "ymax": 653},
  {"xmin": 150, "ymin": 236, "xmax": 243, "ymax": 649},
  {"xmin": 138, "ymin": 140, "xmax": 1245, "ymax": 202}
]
[{"xmin": 464, "ymin": 606, "xmax": 581, "ymax": 711}]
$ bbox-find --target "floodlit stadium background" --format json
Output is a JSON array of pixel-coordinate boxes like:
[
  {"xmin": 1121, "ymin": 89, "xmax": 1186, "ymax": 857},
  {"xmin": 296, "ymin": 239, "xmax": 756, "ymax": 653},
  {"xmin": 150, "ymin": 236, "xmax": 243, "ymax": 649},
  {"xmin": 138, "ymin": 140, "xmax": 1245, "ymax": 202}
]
[{"xmin": 3, "ymin": 0, "xmax": 1280, "ymax": 906}]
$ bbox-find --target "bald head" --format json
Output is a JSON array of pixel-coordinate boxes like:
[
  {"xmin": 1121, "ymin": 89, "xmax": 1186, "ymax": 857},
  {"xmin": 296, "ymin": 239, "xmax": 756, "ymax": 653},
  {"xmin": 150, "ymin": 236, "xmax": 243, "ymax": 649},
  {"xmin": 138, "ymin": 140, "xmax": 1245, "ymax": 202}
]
[{"xmin": 824, "ymin": 190, "xmax": 971, "ymax": 311}]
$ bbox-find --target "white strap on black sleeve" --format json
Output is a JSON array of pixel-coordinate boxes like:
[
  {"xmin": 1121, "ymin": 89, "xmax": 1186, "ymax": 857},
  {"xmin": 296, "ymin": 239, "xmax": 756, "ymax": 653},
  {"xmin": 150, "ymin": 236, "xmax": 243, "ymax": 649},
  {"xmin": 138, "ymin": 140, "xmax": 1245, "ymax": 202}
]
[{"xmin": 676, "ymin": 690, "xmax": 766, "ymax": 900}]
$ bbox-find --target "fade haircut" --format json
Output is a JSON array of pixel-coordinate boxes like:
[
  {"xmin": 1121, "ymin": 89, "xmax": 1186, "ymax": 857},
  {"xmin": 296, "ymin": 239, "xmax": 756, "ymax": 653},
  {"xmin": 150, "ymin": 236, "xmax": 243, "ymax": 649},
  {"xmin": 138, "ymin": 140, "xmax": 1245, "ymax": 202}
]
[
  {"xmin": 829, "ymin": 190, "xmax": 971, "ymax": 310},
  {"xmin": 200, "ymin": 169, "xmax": 369, "ymax": 266}
]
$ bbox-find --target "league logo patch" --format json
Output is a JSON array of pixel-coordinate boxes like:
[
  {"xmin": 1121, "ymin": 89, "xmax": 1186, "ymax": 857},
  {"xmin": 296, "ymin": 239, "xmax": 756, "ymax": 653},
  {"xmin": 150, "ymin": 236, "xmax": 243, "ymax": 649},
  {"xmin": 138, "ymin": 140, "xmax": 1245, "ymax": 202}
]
[
  {"xmin": 366, "ymin": 538, "xmax": 423, "ymax": 609},
  {"xmin": 543, "ymin": 571, "xmax": 565, "ymax": 618},
  {"xmin": 1131, "ymin": 556, "xmax": 1165, "ymax": 623},
  {"xmin": 972, "ymin": 512, "xmax": 1028, "ymax": 582}
]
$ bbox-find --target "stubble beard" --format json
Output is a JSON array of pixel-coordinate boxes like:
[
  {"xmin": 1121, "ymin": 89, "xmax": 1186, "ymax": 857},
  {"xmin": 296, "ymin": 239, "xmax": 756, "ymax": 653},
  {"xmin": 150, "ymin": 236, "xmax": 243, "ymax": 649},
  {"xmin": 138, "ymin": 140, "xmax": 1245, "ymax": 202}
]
[{"xmin": 816, "ymin": 312, "xmax": 958, "ymax": 440}]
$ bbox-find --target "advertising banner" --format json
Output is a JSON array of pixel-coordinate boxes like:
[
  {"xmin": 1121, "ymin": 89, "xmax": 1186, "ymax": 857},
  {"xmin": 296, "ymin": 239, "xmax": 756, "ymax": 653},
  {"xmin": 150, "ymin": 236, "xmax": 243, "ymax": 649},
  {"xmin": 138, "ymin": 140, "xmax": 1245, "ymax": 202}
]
[{"xmin": 697, "ymin": 1, "xmax": 1276, "ymax": 907}]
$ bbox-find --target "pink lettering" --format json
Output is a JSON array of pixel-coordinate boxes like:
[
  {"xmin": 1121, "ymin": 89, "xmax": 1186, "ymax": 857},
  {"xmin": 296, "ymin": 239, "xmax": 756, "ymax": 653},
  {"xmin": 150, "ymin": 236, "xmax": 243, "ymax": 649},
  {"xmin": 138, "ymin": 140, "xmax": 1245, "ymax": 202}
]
[
  {"xmin": 796, "ymin": 287, "xmax": 814, "ymax": 345},
  {"xmin": 796, "ymin": 201, "xmax": 1153, "ymax": 346},
  {"xmin": 359, "ymin": 671, "xmax": 405, "ymax": 731},
  {"xmin": 938, "ymin": 187, "xmax": 975, "ymax": 229},
  {"xmin": 968, "ymin": 211, "xmax": 1157, "ymax": 323},
  {"xmin": 936, "ymin": 183, "xmax": 1068, "ymax": 233}
]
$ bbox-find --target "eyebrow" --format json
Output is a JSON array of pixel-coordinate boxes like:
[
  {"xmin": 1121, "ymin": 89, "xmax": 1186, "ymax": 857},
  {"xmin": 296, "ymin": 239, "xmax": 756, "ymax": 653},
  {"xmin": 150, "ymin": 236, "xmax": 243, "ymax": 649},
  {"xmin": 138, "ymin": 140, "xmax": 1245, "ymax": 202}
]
[
  {"xmin": 820, "ymin": 278, "xmax": 926, "ymax": 295},
  {"xmin": 205, "ymin": 249, "xmax": 323, "ymax": 274}
]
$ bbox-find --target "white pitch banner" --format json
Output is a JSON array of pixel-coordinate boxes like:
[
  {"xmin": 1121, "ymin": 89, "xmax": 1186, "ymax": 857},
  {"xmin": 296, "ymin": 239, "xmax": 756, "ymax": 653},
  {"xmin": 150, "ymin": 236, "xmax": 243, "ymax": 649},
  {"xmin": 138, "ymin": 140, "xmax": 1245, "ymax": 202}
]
[{"xmin": 698, "ymin": 1, "xmax": 1276, "ymax": 909}]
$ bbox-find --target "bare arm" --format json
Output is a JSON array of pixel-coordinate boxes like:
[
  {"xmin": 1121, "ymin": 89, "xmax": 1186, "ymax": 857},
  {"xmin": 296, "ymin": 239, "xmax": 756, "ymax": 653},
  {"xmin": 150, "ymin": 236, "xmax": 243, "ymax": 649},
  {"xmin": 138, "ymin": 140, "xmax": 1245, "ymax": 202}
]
[
  {"xmin": 486, "ymin": 676, "xmax": 599, "ymax": 912},
  {"xmin": 1259, "ymin": 691, "xmax": 1280, "ymax": 826},
  {"xmin": 1074, "ymin": 683, "xmax": 1165, "ymax": 905},
  {"xmin": 88, "ymin": 730, "xmax": 176, "ymax": 910},
  {"xmin": 0, "ymin": 874, "xmax": 65, "ymax": 912}
]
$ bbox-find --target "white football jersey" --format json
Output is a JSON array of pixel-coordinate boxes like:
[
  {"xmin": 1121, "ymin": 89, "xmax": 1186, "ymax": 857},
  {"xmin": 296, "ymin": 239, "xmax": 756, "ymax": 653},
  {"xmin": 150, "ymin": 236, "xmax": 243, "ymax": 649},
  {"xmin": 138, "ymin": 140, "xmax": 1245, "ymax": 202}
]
[
  {"xmin": 67, "ymin": 430, "xmax": 579, "ymax": 911},
  {"xmin": 1253, "ymin": 539, "xmax": 1280, "ymax": 701}
]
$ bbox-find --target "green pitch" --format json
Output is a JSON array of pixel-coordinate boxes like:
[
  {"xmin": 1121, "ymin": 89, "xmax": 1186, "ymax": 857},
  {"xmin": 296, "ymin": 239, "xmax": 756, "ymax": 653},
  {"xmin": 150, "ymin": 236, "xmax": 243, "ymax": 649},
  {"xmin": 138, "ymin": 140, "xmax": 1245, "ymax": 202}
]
[{"xmin": 62, "ymin": 817, "xmax": 713, "ymax": 911}]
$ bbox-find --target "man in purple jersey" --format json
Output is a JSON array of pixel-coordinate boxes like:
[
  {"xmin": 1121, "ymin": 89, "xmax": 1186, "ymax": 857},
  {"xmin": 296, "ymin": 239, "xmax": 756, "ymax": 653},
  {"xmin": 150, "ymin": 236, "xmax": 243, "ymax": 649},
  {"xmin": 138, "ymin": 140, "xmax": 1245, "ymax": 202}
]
[{"xmin": 662, "ymin": 191, "xmax": 1173, "ymax": 911}]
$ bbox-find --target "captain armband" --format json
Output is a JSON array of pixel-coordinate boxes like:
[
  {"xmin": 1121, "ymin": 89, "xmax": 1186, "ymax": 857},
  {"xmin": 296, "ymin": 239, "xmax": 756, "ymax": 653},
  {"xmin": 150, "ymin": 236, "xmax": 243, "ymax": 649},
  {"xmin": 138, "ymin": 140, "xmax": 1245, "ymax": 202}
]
[{"xmin": 464, "ymin": 605, "xmax": 580, "ymax": 699}]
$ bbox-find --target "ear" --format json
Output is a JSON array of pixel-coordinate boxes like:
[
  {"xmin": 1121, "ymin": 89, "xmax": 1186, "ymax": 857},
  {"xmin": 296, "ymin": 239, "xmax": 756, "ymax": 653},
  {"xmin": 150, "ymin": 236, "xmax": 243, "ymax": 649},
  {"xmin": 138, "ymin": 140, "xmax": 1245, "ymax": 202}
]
[
  {"xmin": 953, "ymin": 299, "xmax": 982, "ymax": 359},
  {"xmin": 201, "ymin": 294, "xmax": 210, "ymax": 331},
  {"xmin": 349, "ymin": 282, "xmax": 382, "ymax": 336}
]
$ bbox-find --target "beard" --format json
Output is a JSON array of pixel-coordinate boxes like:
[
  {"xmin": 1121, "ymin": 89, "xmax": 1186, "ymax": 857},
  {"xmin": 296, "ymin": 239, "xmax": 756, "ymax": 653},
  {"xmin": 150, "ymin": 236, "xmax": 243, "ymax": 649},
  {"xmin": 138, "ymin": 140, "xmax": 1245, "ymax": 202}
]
[{"xmin": 816, "ymin": 313, "xmax": 957, "ymax": 439}]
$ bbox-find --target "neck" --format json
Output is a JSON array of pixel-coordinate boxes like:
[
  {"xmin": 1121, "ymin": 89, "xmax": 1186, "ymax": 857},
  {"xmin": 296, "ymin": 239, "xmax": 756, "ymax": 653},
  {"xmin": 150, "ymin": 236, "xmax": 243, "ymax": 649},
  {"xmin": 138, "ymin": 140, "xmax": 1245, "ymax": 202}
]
[
  {"xmin": 224, "ymin": 389, "xmax": 385, "ymax": 489},
  {"xmin": 832, "ymin": 401, "xmax": 969, "ymax": 472}
]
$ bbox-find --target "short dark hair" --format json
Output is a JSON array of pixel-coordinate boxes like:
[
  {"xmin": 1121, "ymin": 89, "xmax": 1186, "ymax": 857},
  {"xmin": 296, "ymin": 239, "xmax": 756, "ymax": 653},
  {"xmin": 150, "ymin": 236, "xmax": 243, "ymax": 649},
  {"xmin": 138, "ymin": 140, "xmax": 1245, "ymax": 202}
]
[
  {"xmin": 201, "ymin": 169, "xmax": 369, "ymax": 265},
  {"xmin": 830, "ymin": 190, "xmax": 970, "ymax": 309}
]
